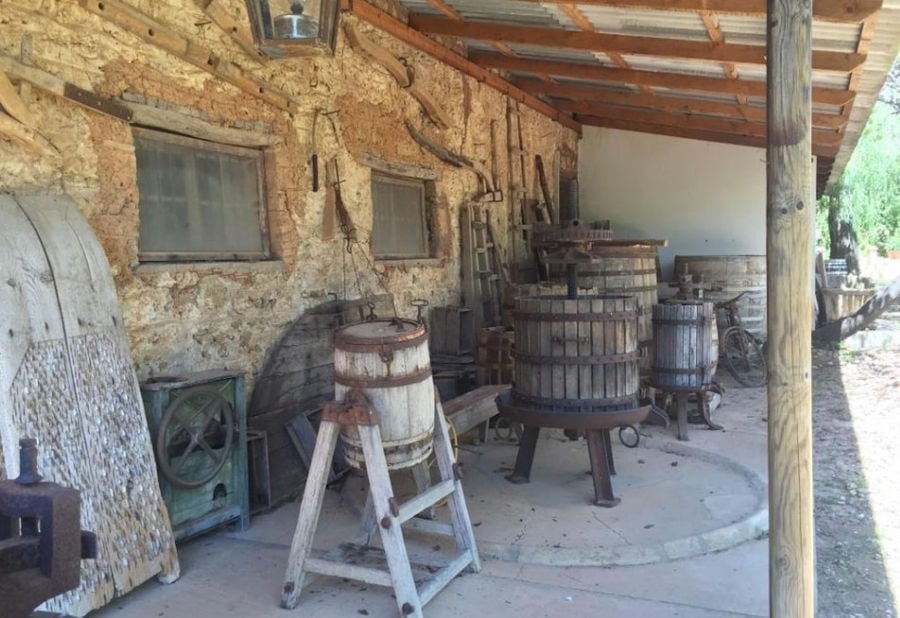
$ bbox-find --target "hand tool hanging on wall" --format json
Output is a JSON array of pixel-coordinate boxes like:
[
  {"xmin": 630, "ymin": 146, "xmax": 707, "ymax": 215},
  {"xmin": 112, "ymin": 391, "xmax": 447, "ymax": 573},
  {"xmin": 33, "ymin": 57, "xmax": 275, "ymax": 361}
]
[
  {"xmin": 325, "ymin": 157, "xmax": 356, "ymax": 248},
  {"xmin": 310, "ymin": 108, "xmax": 320, "ymax": 192},
  {"xmin": 343, "ymin": 22, "xmax": 451, "ymax": 130},
  {"xmin": 535, "ymin": 154, "xmax": 556, "ymax": 225},
  {"xmin": 404, "ymin": 121, "xmax": 500, "ymax": 201}
]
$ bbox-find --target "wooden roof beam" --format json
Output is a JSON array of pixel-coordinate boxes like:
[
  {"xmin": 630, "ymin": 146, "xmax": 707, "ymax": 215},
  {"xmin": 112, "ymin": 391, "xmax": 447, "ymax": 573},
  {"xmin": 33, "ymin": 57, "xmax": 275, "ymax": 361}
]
[
  {"xmin": 697, "ymin": 10, "xmax": 749, "ymax": 107},
  {"xmin": 558, "ymin": 3, "xmax": 656, "ymax": 96},
  {"xmin": 471, "ymin": 53, "xmax": 855, "ymax": 105},
  {"xmin": 511, "ymin": 0, "xmax": 881, "ymax": 23},
  {"xmin": 407, "ymin": 15, "xmax": 865, "ymax": 72},
  {"xmin": 549, "ymin": 92, "xmax": 847, "ymax": 130},
  {"xmin": 339, "ymin": 0, "xmax": 581, "ymax": 133},
  {"xmin": 578, "ymin": 116, "xmax": 840, "ymax": 157},
  {"xmin": 571, "ymin": 105, "xmax": 842, "ymax": 143},
  {"xmin": 423, "ymin": 0, "xmax": 521, "ymax": 61}
]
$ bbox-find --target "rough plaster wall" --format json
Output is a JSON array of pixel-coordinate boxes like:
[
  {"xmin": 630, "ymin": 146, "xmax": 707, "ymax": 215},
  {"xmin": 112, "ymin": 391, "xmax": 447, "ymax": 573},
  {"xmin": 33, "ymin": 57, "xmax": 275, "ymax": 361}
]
[
  {"xmin": 578, "ymin": 127, "xmax": 766, "ymax": 280},
  {"xmin": 0, "ymin": 0, "xmax": 577, "ymax": 392}
]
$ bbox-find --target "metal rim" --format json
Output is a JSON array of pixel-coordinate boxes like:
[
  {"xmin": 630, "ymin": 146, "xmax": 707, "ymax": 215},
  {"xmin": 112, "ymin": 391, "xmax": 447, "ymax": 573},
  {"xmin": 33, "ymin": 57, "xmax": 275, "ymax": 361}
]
[
  {"xmin": 156, "ymin": 387, "xmax": 235, "ymax": 489},
  {"xmin": 334, "ymin": 319, "xmax": 427, "ymax": 351}
]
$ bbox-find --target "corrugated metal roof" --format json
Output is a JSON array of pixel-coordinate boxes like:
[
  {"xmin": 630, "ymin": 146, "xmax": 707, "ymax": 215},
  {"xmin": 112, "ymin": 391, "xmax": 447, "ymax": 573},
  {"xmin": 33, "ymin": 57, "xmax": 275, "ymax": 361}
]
[
  {"xmin": 404, "ymin": 0, "xmax": 565, "ymax": 27},
  {"xmin": 391, "ymin": 0, "xmax": 895, "ymax": 191},
  {"xmin": 559, "ymin": 4, "xmax": 710, "ymax": 40},
  {"xmin": 621, "ymin": 55, "xmax": 728, "ymax": 78}
]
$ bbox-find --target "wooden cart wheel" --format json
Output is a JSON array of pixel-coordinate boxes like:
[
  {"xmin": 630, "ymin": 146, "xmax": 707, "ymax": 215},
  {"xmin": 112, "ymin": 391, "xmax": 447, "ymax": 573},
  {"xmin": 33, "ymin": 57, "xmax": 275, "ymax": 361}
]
[{"xmin": 156, "ymin": 387, "xmax": 235, "ymax": 489}]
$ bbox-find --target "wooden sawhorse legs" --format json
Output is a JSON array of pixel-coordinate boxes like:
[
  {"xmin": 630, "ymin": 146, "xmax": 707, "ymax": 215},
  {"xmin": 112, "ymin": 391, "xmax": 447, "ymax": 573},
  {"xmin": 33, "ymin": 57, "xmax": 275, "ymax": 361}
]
[{"xmin": 281, "ymin": 396, "xmax": 480, "ymax": 617}]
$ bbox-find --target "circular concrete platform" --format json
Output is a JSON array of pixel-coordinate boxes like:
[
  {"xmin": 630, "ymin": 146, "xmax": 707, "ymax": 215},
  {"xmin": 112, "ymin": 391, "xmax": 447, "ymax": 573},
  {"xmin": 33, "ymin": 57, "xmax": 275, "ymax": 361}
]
[{"xmin": 456, "ymin": 431, "xmax": 768, "ymax": 567}]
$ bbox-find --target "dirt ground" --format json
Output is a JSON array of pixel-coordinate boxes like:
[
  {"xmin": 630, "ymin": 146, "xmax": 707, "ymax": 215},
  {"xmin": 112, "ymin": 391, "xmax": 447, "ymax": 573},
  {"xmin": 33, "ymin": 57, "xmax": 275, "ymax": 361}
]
[{"xmin": 813, "ymin": 342, "xmax": 900, "ymax": 616}]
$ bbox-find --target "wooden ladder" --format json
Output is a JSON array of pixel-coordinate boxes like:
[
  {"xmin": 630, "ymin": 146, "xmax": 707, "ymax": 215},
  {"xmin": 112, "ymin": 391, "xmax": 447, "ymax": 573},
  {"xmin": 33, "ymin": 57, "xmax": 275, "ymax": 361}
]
[
  {"xmin": 281, "ymin": 395, "xmax": 481, "ymax": 617},
  {"xmin": 506, "ymin": 99, "xmax": 537, "ymax": 283},
  {"xmin": 461, "ymin": 203, "xmax": 502, "ymax": 334}
]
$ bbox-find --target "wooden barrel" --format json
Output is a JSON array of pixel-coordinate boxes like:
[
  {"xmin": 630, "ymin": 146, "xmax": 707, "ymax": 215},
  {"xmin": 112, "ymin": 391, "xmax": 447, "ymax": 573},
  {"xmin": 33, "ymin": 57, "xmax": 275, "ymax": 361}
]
[
  {"xmin": 652, "ymin": 301, "xmax": 717, "ymax": 389},
  {"xmin": 673, "ymin": 254, "xmax": 767, "ymax": 341},
  {"xmin": 334, "ymin": 319, "xmax": 434, "ymax": 470},
  {"xmin": 476, "ymin": 326, "xmax": 514, "ymax": 385},
  {"xmin": 511, "ymin": 295, "xmax": 640, "ymax": 411},
  {"xmin": 568, "ymin": 246, "xmax": 658, "ymax": 368}
]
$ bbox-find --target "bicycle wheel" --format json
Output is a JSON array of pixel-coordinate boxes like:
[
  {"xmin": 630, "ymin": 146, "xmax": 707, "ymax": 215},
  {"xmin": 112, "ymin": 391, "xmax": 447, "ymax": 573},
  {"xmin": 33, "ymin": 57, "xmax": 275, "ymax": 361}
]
[{"xmin": 721, "ymin": 327, "xmax": 768, "ymax": 387}]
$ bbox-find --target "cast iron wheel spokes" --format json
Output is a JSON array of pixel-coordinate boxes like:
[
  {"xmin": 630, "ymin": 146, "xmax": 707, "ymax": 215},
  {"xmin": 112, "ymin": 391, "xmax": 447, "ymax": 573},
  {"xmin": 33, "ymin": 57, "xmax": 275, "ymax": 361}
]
[
  {"xmin": 721, "ymin": 327, "xmax": 768, "ymax": 387},
  {"xmin": 156, "ymin": 387, "xmax": 235, "ymax": 489}
]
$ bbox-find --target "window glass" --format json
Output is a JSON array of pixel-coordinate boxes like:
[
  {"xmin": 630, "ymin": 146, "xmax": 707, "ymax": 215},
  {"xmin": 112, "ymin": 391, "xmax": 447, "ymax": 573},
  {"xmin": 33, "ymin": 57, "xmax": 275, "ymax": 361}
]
[
  {"xmin": 134, "ymin": 128, "xmax": 269, "ymax": 262},
  {"xmin": 371, "ymin": 173, "xmax": 428, "ymax": 259}
]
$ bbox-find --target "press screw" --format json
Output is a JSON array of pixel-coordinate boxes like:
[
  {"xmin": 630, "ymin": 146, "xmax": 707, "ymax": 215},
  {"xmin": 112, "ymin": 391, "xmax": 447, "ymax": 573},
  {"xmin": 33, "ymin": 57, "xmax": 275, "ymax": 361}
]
[{"xmin": 16, "ymin": 438, "xmax": 42, "ymax": 485}]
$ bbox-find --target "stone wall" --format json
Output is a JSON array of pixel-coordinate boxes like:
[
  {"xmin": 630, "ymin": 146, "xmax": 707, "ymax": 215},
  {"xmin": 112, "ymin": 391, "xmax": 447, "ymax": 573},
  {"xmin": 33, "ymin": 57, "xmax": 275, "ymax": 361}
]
[{"xmin": 0, "ymin": 0, "xmax": 578, "ymax": 392}]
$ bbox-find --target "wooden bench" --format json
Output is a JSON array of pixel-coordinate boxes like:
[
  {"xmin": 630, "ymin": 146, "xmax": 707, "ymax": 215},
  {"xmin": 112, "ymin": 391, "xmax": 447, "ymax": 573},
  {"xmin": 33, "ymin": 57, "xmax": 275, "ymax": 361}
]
[{"xmin": 442, "ymin": 384, "xmax": 509, "ymax": 439}]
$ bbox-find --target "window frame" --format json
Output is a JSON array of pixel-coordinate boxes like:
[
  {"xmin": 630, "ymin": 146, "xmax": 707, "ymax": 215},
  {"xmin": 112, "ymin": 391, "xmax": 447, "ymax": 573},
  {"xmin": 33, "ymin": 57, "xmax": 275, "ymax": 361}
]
[
  {"xmin": 133, "ymin": 127, "xmax": 271, "ymax": 263},
  {"xmin": 370, "ymin": 171, "xmax": 431, "ymax": 261}
]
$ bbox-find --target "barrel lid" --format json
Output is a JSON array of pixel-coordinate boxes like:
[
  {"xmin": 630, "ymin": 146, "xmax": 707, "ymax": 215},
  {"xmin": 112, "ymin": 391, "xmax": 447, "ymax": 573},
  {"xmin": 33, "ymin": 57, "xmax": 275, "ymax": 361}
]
[{"xmin": 335, "ymin": 318, "xmax": 426, "ymax": 346}]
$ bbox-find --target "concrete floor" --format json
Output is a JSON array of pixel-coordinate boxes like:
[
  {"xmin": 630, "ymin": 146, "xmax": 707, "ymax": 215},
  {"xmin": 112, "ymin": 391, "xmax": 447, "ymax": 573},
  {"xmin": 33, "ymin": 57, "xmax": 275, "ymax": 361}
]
[{"xmin": 94, "ymin": 376, "xmax": 770, "ymax": 617}]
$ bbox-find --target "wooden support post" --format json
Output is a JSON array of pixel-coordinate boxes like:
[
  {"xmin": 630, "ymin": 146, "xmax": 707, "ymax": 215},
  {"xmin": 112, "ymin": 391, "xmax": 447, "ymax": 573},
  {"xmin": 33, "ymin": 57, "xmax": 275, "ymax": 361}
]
[{"xmin": 767, "ymin": 0, "xmax": 815, "ymax": 614}]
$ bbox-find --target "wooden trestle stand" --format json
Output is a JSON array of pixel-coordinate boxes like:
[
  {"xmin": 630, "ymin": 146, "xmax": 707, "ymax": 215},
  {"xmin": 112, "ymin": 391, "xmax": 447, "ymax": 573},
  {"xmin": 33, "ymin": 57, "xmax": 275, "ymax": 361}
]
[{"xmin": 281, "ymin": 392, "xmax": 481, "ymax": 617}]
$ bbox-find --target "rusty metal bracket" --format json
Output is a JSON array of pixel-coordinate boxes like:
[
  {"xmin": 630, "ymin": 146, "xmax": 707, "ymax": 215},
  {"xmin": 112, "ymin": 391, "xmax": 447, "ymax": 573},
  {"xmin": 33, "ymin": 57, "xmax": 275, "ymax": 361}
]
[
  {"xmin": 334, "ymin": 365, "xmax": 432, "ymax": 389},
  {"xmin": 322, "ymin": 390, "xmax": 379, "ymax": 426},
  {"xmin": 0, "ymin": 439, "xmax": 97, "ymax": 618}
]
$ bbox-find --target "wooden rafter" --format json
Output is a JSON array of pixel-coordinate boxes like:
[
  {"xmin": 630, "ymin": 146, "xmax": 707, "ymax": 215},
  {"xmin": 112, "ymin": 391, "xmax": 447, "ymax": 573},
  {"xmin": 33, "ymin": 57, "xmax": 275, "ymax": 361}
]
[
  {"xmin": 339, "ymin": 0, "xmax": 581, "ymax": 132},
  {"xmin": 510, "ymin": 0, "xmax": 880, "ymax": 22},
  {"xmin": 480, "ymin": 54, "xmax": 855, "ymax": 105},
  {"xmin": 558, "ymin": 3, "xmax": 656, "ymax": 96},
  {"xmin": 193, "ymin": 0, "xmax": 266, "ymax": 63},
  {"xmin": 550, "ymin": 93, "xmax": 847, "ymax": 130},
  {"xmin": 697, "ymin": 10, "xmax": 748, "ymax": 107},
  {"xmin": 578, "ymin": 116, "xmax": 840, "ymax": 157},
  {"xmin": 424, "ymin": 0, "xmax": 554, "ymax": 81},
  {"xmin": 572, "ymin": 105, "xmax": 842, "ymax": 144},
  {"xmin": 407, "ymin": 15, "xmax": 865, "ymax": 72}
]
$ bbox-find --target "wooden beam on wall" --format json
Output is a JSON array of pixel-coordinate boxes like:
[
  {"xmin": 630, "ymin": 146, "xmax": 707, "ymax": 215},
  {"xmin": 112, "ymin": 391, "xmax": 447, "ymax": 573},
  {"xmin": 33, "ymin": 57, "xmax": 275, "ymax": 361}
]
[
  {"xmin": 342, "ymin": 21, "xmax": 452, "ymax": 129},
  {"xmin": 478, "ymin": 54, "xmax": 855, "ymax": 106},
  {"xmin": 79, "ymin": 0, "xmax": 298, "ymax": 113},
  {"xmin": 766, "ymin": 0, "xmax": 815, "ymax": 613},
  {"xmin": 193, "ymin": 0, "xmax": 267, "ymax": 63},
  {"xmin": 511, "ymin": 0, "xmax": 881, "ymax": 22},
  {"xmin": 0, "ymin": 55, "xmax": 133, "ymax": 120},
  {"xmin": 340, "ymin": 0, "xmax": 581, "ymax": 133},
  {"xmin": 408, "ymin": 15, "xmax": 865, "ymax": 72},
  {"xmin": 124, "ymin": 100, "xmax": 282, "ymax": 146},
  {"xmin": 0, "ymin": 70, "xmax": 36, "ymax": 126},
  {"xmin": 0, "ymin": 111, "xmax": 57, "ymax": 155}
]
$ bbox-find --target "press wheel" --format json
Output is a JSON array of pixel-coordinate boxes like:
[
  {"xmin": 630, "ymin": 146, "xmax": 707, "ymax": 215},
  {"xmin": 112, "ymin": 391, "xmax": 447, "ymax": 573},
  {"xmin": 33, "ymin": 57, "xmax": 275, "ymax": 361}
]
[{"xmin": 156, "ymin": 387, "xmax": 235, "ymax": 489}]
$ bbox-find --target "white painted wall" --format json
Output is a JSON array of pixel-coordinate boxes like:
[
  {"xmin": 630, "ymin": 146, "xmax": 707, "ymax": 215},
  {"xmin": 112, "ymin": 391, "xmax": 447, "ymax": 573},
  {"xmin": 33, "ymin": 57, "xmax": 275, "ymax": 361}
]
[{"xmin": 578, "ymin": 128, "xmax": 768, "ymax": 280}]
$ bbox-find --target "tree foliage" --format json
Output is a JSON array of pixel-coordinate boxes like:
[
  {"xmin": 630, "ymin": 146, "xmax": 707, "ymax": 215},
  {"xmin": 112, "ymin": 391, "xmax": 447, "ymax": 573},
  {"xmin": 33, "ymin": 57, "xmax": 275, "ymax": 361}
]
[{"xmin": 817, "ymin": 60, "xmax": 900, "ymax": 255}]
